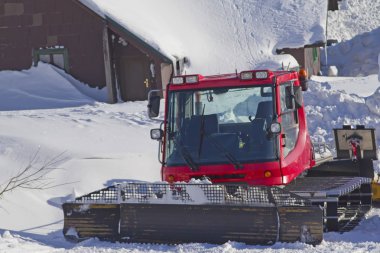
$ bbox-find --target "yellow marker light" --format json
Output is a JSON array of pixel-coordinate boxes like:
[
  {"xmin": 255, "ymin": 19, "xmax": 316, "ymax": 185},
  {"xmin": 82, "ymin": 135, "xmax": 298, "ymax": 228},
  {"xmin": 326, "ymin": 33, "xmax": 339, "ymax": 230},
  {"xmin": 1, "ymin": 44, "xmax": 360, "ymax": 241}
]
[
  {"xmin": 264, "ymin": 171, "xmax": 272, "ymax": 178},
  {"xmin": 299, "ymin": 69, "xmax": 308, "ymax": 79},
  {"xmin": 167, "ymin": 175, "xmax": 175, "ymax": 183}
]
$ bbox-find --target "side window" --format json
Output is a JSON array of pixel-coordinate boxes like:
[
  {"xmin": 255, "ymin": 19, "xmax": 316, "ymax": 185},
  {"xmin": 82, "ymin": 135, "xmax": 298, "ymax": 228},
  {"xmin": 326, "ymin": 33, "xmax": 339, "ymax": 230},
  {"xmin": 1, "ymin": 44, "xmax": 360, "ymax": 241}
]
[
  {"xmin": 280, "ymin": 82, "xmax": 299, "ymax": 157},
  {"xmin": 33, "ymin": 48, "xmax": 69, "ymax": 72}
]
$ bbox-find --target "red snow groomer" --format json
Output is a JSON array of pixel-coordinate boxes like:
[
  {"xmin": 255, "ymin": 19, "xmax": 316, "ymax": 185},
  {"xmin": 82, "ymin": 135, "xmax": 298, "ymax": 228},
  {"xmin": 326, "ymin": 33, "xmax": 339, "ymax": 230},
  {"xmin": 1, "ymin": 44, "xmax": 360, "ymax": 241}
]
[{"xmin": 63, "ymin": 69, "xmax": 378, "ymax": 245}]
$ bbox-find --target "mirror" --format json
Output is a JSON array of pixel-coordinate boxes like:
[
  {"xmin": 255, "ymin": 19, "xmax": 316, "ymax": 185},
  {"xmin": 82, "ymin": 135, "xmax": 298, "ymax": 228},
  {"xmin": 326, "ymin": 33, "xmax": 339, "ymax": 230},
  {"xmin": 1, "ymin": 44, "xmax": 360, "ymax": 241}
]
[
  {"xmin": 147, "ymin": 90, "xmax": 161, "ymax": 118},
  {"xmin": 269, "ymin": 122, "xmax": 281, "ymax": 134},
  {"xmin": 150, "ymin": 129, "xmax": 163, "ymax": 140},
  {"xmin": 293, "ymin": 86, "xmax": 303, "ymax": 109},
  {"xmin": 285, "ymin": 86, "xmax": 294, "ymax": 110},
  {"xmin": 300, "ymin": 79, "xmax": 308, "ymax": 91}
]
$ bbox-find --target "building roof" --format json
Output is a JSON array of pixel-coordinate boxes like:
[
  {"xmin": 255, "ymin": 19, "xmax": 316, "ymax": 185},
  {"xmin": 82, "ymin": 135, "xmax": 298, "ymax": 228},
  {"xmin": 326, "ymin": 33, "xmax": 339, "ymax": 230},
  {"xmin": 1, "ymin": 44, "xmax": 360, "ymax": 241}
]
[{"xmin": 78, "ymin": 0, "xmax": 328, "ymax": 75}]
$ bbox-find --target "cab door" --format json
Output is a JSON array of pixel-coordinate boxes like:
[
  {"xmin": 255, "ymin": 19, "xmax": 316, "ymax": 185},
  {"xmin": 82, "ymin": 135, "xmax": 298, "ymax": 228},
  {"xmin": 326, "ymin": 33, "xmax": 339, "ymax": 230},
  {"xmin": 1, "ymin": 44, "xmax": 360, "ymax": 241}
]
[{"xmin": 278, "ymin": 81, "xmax": 303, "ymax": 184}]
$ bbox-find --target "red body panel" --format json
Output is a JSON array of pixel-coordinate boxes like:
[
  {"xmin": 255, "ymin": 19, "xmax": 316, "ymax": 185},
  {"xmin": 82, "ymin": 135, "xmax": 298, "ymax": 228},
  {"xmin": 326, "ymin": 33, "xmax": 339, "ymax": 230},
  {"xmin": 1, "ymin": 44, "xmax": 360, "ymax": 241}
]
[
  {"xmin": 163, "ymin": 161, "xmax": 282, "ymax": 186},
  {"xmin": 160, "ymin": 70, "xmax": 314, "ymax": 186}
]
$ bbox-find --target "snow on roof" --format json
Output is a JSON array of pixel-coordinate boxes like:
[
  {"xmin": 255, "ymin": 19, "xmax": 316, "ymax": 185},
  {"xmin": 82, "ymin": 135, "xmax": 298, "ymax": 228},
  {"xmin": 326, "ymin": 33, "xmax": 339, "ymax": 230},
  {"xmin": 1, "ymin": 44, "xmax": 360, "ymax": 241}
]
[{"xmin": 79, "ymin": 0, "xmax": 328, "ymax": 75}]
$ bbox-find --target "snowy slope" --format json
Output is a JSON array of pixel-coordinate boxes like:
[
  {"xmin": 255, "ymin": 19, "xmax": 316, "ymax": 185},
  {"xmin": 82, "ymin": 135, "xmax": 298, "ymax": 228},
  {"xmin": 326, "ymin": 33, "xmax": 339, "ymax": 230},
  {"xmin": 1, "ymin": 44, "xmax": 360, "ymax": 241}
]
[{"xmin": 79, "ymin": 0, "xmax": 328, "ymax": 75}]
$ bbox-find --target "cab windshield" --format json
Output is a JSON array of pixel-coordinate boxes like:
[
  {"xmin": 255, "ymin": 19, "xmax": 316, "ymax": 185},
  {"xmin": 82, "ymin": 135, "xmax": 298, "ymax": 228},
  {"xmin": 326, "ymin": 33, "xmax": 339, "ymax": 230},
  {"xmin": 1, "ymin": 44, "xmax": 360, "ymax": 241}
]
[{"xmin": 165, "ymin": 85, "xmax": 277, "ymax": 167}]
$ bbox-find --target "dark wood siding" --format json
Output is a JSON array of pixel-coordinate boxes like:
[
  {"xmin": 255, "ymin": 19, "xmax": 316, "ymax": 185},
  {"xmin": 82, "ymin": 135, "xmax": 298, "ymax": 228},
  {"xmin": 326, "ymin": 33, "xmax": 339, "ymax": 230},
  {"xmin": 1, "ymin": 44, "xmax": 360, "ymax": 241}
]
[{"xmin": 0, "ymin": 0, "xmax": 106, "ymax": 88}]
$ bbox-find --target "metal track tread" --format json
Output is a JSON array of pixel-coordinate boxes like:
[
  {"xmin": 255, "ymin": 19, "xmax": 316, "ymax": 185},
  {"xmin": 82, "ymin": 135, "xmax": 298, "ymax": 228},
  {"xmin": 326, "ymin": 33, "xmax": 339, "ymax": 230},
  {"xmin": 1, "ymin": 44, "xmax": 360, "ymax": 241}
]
[
  {"xmin": 284, "ymin": 177, "xmax": 372, "ymax": 199},
  {"xmin": 285, "ymin": 177, "xmax": 372, "ymax": 233},
  {"xmin": 337, "ymin": 205, "xmax": 371, "ymax": 232}
]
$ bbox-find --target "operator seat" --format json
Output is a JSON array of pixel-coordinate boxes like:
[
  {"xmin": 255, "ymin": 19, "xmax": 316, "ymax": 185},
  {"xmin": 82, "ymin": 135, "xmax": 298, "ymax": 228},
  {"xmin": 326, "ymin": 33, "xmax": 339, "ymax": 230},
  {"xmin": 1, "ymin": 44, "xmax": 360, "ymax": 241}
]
[
  {"xmin": 249, "ymin": 101, "xmax": 274, "ymax": 154},
  {"xmin": 255, "ymin": 101, "xmax": 273, "ymax": 124},
  {"xmin": 184, "ymin": 114, "xmax": 219, "ymax": 147}
]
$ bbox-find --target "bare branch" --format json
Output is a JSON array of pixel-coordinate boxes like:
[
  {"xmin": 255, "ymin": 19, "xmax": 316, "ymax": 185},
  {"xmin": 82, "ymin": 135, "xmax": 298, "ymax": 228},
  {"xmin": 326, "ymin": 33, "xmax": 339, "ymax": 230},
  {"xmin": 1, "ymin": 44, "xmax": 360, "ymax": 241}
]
[{"xmin": 0, "ymin": 151, "xmax": 69, "ymax": 198}]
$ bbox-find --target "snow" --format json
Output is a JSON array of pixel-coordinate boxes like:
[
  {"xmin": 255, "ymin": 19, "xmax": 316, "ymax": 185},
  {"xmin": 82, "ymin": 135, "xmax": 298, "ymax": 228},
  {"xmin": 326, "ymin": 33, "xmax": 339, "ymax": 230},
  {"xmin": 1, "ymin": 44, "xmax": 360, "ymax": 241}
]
[
  {"xmin": 379, "ymin": 53, "xmax": 380, "ymax": 81},
  {"xmin": 0, "ymin": 62, "xmax": 107, "ymax": 111},
  {"xmin": 327, "ymin": 0, "xmax": 380, "ymax": 42},
  {"xmin": 311, "ymin": 75, "xmax": 380, "ymax": 97},
  {"xmin": 322, "ymin": 27, "xmax": 380, "ymax": 77},
  {"xmin": 323, "ymin": 0, "xmax": 380, "ymax": 77},
  {"xmin": 79, "ymin": 0, "xmax": 328, "ymax": 75}
]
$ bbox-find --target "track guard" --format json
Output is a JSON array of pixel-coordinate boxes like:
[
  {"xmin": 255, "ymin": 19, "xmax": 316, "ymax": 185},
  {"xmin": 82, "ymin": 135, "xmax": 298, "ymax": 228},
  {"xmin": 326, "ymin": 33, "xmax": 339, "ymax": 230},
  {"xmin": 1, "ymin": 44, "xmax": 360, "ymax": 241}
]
[
  {"xmin": 63, "ymin": 183, "xmax": 323, "ymax": 245},
  {"xmin": 62, "ymin": 203, "xmax": 120, "ymax": 242}
]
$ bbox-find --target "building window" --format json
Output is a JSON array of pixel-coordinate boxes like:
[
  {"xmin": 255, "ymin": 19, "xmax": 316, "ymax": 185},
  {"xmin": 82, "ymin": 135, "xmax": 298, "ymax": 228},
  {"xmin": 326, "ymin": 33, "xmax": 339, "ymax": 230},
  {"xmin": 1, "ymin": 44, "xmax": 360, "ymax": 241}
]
[{"xmin": 33, "ymin": 48, "xmax": 69, "ymax": 72}]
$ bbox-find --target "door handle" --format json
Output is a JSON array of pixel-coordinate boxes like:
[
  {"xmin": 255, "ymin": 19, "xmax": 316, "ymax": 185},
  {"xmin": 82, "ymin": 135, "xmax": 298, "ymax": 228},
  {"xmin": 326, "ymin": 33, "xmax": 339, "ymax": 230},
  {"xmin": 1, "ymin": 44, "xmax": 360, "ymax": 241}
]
[{"xmin": 144, "ymin": 78, "xmax": 149, "ymax": 88}]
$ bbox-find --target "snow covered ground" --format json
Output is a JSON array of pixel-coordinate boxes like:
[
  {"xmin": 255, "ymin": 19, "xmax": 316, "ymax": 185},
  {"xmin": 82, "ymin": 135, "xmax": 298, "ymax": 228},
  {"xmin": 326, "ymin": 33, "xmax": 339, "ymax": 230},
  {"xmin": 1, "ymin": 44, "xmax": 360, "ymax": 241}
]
[{"xmin": 0, "ymin": 62, "xmax": 380, "ymax": 252}]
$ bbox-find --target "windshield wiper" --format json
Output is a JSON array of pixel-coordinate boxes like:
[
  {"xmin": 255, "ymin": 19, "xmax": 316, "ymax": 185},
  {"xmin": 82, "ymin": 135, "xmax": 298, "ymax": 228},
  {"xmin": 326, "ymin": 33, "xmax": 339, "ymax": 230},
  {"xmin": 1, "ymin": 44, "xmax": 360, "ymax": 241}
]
[
  {"xmin": 172, "ymin": 137, "xmax": 199, "ymax": 171},
  {"xmin": 207, "ymin": 135, "xmax": 244, "ymax": 170},
  {"xmin": 180, "ymin": 147, "xmax": 199, "ymax": 171}
]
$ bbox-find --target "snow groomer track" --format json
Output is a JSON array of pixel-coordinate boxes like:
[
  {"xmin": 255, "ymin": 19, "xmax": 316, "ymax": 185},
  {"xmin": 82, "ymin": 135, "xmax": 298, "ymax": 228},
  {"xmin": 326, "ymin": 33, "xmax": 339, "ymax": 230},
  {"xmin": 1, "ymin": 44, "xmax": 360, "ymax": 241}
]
[
  {"xmin": 63, "ymin": 177, "xmax": 372, "ymax": 245},
  {"xmin": 63, "ymin": 183, "xmax": 323, "ymax": 245},
  {"xmin": 285, "ymin": 176, "xmax": 372, "ymax": 233}
]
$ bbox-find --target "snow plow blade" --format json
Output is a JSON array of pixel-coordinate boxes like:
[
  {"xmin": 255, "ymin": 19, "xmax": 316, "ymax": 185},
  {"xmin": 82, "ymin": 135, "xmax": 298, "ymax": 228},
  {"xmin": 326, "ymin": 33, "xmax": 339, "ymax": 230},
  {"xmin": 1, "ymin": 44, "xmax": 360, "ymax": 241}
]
[{"xmin": 63, "ymin": 183, "xmax": 323, "ymax": 245}]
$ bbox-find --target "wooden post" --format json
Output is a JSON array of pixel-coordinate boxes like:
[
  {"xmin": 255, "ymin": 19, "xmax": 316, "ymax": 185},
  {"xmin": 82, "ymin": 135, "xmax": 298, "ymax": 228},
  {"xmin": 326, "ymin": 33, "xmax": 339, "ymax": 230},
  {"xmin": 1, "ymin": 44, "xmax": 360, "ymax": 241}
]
[{"xmin": 103, "ymin": 26, "xmax": 117, "ymax": 103}]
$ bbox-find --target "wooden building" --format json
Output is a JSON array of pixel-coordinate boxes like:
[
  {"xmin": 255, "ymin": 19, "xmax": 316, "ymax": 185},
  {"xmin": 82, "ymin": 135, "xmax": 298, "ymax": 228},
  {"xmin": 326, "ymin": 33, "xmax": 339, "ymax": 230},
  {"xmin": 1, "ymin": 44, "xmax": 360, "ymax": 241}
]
[
  {"xmin": 276, "ymin": 42, "xmax": 325, "ymax": 77},
  {"xmin": 0, "ymin": 0, "xmax": 173, "ymax": 102}
]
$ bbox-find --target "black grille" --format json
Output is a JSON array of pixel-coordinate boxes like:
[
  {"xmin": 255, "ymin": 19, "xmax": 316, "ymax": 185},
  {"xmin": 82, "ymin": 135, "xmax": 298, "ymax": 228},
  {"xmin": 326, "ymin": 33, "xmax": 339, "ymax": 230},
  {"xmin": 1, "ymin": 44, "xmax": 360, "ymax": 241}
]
[{"xmin": 72, "ymin": 183, "xmax": 310, "ymax": 207}]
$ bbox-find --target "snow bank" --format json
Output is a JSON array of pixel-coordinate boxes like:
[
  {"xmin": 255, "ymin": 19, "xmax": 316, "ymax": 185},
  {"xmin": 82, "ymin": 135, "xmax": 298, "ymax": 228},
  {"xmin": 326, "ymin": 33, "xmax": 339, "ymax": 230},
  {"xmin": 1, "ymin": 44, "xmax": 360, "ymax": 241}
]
[
  {"xmin": 0, "ymin": 62, "xmax": 107, "ymax": 111},
  {"xmin": 322, "ymin": 27, "xmax": 380, "ymax": 76},
  {"xmin": 378, "ymin": 53, "xmax": 380, "ymax": 81},
  {"xmin": 304, "ymin": 80, "xmax": 380, "ymax": 146},
  {"xmin": 80, "ymin": 0, "xmax": 327, "ymax": 74},
  {"xmin": 328, "ymin": 0, "xmax": 380, "ymax": 42},
  {"xmin": 311, "ymin": 75, "xmax": 380, "ymax": 97}
]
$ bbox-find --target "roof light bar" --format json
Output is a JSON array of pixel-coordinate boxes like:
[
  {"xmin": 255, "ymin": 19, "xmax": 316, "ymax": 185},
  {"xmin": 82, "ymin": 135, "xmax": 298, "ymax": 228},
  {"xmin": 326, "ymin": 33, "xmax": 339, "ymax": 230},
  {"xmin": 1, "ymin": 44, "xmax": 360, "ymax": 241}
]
[
  {"xmin": 240, "ymin": 71, "xmax": 253, "ymax": 80},
  {"xmin": 185, "ymin": 75, "xmax": 199, "ymax": 84},
  {"xmin": 255, "ymin": 71, "xmax": 268, "ymax": 79},
  {"xmin": 240, "ymin": 70, "xmax": 269, "ymax": 80},
  {"xmin": 172, "ymin": 77, "xmax": 184, "ymax": 85},
  {"xmin": 172, "ymin": 75, "xmax": 200, "ymax": 85}
]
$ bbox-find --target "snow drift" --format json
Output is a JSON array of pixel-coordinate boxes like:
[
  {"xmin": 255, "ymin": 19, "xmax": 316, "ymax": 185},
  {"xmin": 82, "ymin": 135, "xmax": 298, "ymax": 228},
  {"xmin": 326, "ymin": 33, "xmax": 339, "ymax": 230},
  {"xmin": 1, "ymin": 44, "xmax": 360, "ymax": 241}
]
[
  {"xmin": 322, "ymin": 27, "xmax": 380, "ymax": 77},
  {"xmin": 0, "ymin": 62, "xmax": 107, "ymax": 111}
]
